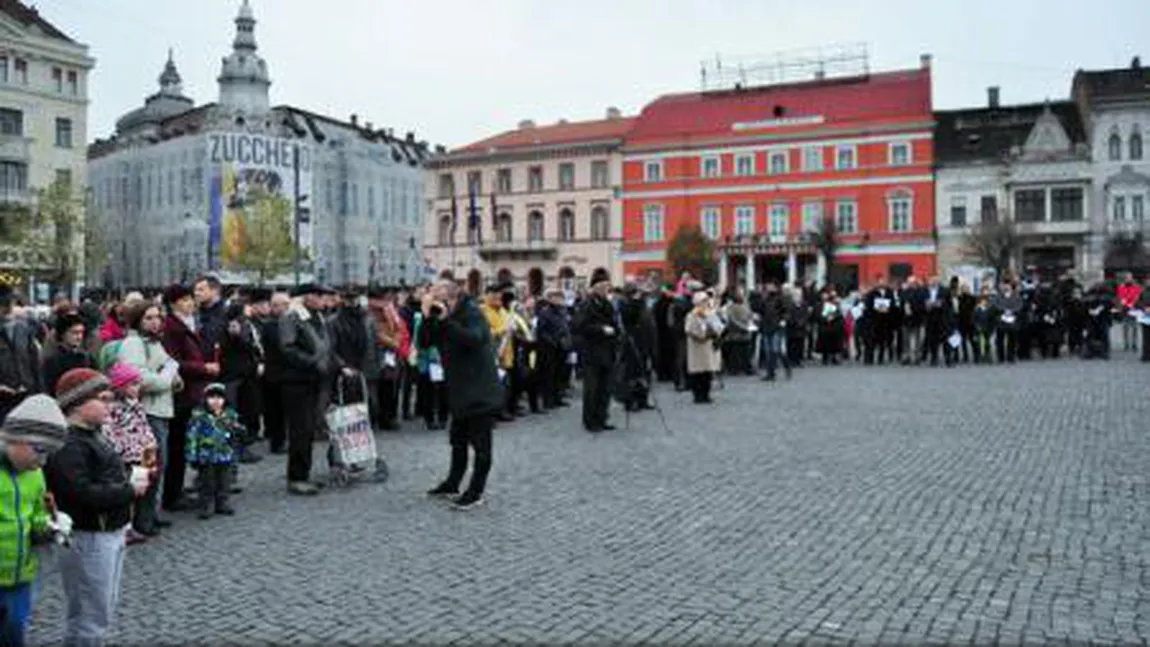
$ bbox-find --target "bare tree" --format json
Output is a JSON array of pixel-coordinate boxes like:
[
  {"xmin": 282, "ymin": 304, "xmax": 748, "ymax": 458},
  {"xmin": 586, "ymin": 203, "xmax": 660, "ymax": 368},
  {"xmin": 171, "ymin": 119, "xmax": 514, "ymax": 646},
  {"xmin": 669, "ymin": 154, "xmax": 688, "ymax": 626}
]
[{"xmin": 963, "ymin": 216, "xmax": 1020, "ymax": 286}]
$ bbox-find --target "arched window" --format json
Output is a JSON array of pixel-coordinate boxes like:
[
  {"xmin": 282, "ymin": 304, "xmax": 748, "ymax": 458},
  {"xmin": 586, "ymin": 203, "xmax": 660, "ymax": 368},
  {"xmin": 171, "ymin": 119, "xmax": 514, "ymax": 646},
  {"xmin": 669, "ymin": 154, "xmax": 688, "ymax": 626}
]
[
  {"xmin": 1109, "ymin": 133, "xmax": 1122, "ymax": 161},
  {"xmin": 559, "ymin": 208, "xmax": 575, "ymax": 241},
  {"xmin": 1130, "ymin": 130, "xmax": 1144, "ymax": 161},
  {"xmin": 496, "ymin": 212, "xmax": 512, "ymax": 243},
  {"xmin": 591, "ymin": 205, "xmax": 609, "ymax": 240},
  {"xmin": 437, "ymin": 215, "xmax": 452, "ymax": 246},
  {"xmin": 528, "ymin": 210, "xmax": 545, "ymax": 242}
]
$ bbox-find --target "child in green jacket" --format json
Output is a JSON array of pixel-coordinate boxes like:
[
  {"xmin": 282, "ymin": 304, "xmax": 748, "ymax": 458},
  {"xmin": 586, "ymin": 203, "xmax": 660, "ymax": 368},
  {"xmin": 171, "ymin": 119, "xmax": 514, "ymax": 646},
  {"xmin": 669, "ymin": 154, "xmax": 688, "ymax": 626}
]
[{"xmin": 0, "ymin": 394, "xmax": 69, "ymax": 646}]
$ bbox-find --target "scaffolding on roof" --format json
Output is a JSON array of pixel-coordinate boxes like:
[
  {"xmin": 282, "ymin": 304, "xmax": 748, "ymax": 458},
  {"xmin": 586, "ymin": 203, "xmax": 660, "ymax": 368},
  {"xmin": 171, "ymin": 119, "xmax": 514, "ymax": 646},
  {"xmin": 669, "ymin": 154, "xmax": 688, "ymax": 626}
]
[{"xmin": 699, "ymin": 43, "xmax": 871, "ymax": 92}]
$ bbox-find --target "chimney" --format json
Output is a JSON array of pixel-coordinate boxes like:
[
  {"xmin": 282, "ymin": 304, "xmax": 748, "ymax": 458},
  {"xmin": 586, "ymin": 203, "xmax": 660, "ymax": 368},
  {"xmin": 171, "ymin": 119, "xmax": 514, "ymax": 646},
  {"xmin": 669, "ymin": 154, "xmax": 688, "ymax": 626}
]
[
  {"xmin": 920, "ymin": 53, "xmax": 932, "ymax": 70},
  {"xmin": 350, "ymin": 114, "xmax": 358, "ymax": 127},
  {"xmin": 605, "ymin": 106, "xmax": 622, "ymax": 120},
  {"xmin": 405, "ymin": 131, "xmax": 415, "ymax": 143},
  {"xmin": 557, "ymin": 118, "xmax": 569, "ymax": 125},
  {"xmin": 987, "ymin": 86, "xmax": 1000, "ymax": 109},
  {"xmin": 364, "ymin": 121, "xmax": 373, "ymax": 132},
  {"xmin": 518, "ymin": 119, "xmax": 535, "ymax": 130},
  {"xmin": 1133, "ymin": 56, "xmax": 1142, "ymax": 69}
]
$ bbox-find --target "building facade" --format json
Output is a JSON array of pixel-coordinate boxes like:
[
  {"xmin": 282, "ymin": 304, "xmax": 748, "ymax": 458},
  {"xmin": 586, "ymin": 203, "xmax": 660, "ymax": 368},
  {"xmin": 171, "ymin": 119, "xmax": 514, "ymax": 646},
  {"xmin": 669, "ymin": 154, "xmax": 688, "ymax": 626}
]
[
  {"xmin": 934, "ymin": 90, "xmax": 1092, "ymax": 283},
  {"xmin": 87, "ymin": 0, "xmax": 429, "ymax": 288},
  {"xmin": 0, "ymin": 0, "xmax": 94, "ymax": 284},
  {"xmin": 620, "ymin": 57, "xmax": 937, "ymax": 293},
  {"xmin": 1073, "ymin": 58, "xmax": 1150, "ymax": 279},
  {"xmin": 423, "ymin": 112, "xmax": 630, "ymax": 294}
]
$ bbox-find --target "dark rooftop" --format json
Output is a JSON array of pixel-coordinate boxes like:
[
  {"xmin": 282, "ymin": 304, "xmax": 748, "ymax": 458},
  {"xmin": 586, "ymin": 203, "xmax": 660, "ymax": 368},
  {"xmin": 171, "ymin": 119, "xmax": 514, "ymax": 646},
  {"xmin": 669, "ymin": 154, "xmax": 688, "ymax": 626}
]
[
  {"xmin": 1073, "ymin": 57, "xmax": 1150, "ymax": 102},
  {"xmin": 0, "ymin": 0, "xmax": 74, "ymax": 43},
  {"xmin": 934, "ymin": 101, "xmax": 1086, "ymax": 165}
]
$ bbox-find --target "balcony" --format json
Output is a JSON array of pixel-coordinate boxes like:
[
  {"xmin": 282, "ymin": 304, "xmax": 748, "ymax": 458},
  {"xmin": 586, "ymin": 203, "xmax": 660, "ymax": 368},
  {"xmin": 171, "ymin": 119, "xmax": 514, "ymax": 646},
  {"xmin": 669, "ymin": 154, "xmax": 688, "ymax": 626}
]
[
  {"xmin": 477, "ymin": 239, "xmax": 558, "ymax": 261},
  {"xmin": 1014, "ymin": 219, "xmax": 1090, "ymax": 236},
  {"xmin": 0, "ymin": 136, "xmax": 30, "ymax": 162}
]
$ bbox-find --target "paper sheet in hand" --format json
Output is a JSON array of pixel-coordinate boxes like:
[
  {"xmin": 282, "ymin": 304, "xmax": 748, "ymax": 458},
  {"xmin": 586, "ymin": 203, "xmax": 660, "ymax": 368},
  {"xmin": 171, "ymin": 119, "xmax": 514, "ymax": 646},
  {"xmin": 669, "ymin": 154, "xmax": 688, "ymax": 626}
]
[
  {"xmin": 874, "ymin": 298, "xmax": 891, "ymax": 311},
  {"xmin": 383, "ymin": 351, "xmax": 398, "ymax": 368},
  {"xmin": 567, "ymin": 351, "xmax": 578, "ymax": 365},
  {"xmin": 850, "ymin": 305, "xmax": 864, "ymax": 320},
  {"xmin": 947, "ymin": 332, "xmax": 962, "ymax": 349},
  {"xmin": 429, "ymin": 363, "xmax": 445, "ymax": 383},
  {"xmin": 1001, "ymin": 313, "xmax": 1016, "ymax": 325}
]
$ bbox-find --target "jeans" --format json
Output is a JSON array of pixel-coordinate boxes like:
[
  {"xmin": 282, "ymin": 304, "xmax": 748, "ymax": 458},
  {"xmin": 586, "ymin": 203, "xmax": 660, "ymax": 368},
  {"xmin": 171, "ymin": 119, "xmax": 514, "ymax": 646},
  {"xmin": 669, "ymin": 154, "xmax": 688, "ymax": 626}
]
[
  {"xmin": 1123, "ymin": 316, "xmax": 1139, "ymax": 350},
  {"xmin": 443, "ymin": 414, "xmax": 494, "ymax": 497},
  {"xmin": 762, "ymin": 331, "xmax": 790, "ymax": 378},
  {"xmin": 59, "ymin": 530, "xmax": 126, "ymax": 647},
  {"xmin": 0, "ymin": 584, "xmax": 32, "ymax": 647}
]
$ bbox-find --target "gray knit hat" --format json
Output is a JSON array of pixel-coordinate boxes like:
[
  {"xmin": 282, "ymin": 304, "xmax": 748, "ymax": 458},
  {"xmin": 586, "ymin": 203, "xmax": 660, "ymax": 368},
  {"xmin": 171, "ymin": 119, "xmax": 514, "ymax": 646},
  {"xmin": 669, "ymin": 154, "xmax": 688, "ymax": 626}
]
[
  {"xmin": 55, "ymin": 368, "xmax": 112, "ymax": 413},
  {"xmin": 0, "ymin": 394, "xmax": 69, "ymax": 450}
]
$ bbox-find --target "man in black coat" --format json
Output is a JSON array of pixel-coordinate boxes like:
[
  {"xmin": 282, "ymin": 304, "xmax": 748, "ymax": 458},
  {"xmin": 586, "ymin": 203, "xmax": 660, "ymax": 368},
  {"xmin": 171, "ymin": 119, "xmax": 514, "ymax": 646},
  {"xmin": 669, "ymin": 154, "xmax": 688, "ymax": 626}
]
[
  {"xmin": 922, "ymin": 275, "xmax": 951, "ymax": 367},
  {"xmin": 194, "ymin": 275, "xmax": 228, "ymax": 360},
  {"xmin": 328, "ymin": 288, "xmax": 380, "ymax": 426},
  {"xmin": 279, "ymin": 284, "xmax": 334, "ymax": 496},
  {"xmin": 535, "ymin": 289, "xmax": 571, "ymax": 410},
  {"xmin": 863, "ymin": 276, "xmax": 897, "ymax": 365},
  {"xmin": 899, "ymin": 276, "xmax": 926, "ymax": 365},
  {"xmin": 259, "ymin": 292, "xmax": 290, "ymax": 454},
  {"xmin": 653, "ymin": 287, "xmax": 676, "ymax": 382},
  {"xmin": 572, "ymin": 269, "xmax": 618, "ymax": 432},
  {"xmin": 617, "ymin": 283, "xmax": 655, "ymax": 411},
  {"xmin": 425, "ymin": 279, "xmax": 504, "ymax": 509},
  {"xmin": 755, "ymin": 282, "xmax": 790, "ymax": 380},
  {"xmin": 41, "ymin": 312, "xmax": 94, "ymax": 397},
  {"xmin": 219, "ymin": 300, "xmax": 264, "ymax": 464},
  {"xmin": 0, "ymin": 286, "xmax": 41, "ymax": 421}
]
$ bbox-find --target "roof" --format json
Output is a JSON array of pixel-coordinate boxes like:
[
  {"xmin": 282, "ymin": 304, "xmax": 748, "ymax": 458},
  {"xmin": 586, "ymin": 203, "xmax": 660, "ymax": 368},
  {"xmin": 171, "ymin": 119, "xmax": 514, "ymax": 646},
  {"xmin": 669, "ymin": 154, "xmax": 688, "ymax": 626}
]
[
  {"xmin": 626, "ymin": 68, "xmax": 932, "ymax": 146},
  {"xmin": 452, "ymin": 117, "xmax": 636, "ymax": 155},
  {"xmin": 933, "ymin": 101, "xmax": 1086, "ymax": 165},
  {"xmin": 0, "ymin": 0, "xmax": 73, "ymax": 42},
  {"xmin": 275, "ymin": 105, "xmax": 431, "ymax": 163},
  {"xmin": 1073, "ymin": 59, "xmax": 1150, "ymax": 102}
]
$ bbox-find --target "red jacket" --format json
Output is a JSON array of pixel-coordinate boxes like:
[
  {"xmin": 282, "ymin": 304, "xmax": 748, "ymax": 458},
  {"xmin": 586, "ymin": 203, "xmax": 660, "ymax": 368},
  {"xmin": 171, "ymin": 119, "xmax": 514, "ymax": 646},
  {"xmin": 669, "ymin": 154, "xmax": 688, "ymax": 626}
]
[
  {"xmin": 1117, "ymin": 283, "xmax": 1143, "ymax": 309},
  {"xmin": 162, "ymin": 314, "xmax": 211, "ymax": 410}
]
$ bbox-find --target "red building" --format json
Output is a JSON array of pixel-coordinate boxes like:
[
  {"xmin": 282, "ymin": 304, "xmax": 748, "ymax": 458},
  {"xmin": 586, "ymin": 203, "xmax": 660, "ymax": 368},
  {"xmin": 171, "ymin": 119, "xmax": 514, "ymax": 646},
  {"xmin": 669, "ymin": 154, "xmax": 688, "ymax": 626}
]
[{"xmin": 620, "ymin": 57, "xmax": 937, "ymax": 292}]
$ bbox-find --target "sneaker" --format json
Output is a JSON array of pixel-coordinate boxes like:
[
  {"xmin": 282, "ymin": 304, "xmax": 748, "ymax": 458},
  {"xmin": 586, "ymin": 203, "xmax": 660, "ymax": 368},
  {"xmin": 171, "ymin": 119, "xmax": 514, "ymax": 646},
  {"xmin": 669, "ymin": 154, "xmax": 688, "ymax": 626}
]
[
  {"xmin": 287, "ymin": 481, "xmax": 319, "ymax": 496},
  {"xmin": 602, "ymin": 424, "xmax": 617, "ymax": 431},
  {"xmin": 427, "ymin": 483, "xmax": 458, "ymax": 497},
  {"xmin": 451, "ymin": 493, "xmax": 484, "ymax": 509}
]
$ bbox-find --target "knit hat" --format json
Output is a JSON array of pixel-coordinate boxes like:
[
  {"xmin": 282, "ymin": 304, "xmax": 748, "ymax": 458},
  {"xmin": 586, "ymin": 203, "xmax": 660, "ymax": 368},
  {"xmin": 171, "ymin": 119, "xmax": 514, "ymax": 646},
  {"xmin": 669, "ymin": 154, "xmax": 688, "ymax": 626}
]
[
  {"xmin": 0, "ymin": 394, "xmax": 68, "ymax": 450},
  {"xmin": 106, "ymin": 362, "xmax": 142, "ymax": 392},
  {"xmin": 591, "ymin": 268, "xmax": 611, "ymax": 287},
  {"xmin": 204, "ymin": 382, "xmax": 228, "ymax": 399},
  {"xmin": 55, "ymin": 368, "xmax": 112, "ymax": 412}
]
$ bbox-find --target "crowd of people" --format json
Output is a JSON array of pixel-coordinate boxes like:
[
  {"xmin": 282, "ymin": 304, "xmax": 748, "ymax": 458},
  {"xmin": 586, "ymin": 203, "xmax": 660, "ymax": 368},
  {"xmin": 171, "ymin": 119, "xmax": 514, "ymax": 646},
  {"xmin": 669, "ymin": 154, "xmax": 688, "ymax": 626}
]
[{"xmin": 0, "ymin": 264, "xmax": 1146, "ymax": 645}]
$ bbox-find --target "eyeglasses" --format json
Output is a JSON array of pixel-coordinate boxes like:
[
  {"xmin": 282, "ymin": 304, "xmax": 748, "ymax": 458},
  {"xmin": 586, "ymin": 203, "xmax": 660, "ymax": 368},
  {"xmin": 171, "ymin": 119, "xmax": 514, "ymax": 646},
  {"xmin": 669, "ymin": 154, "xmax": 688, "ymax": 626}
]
[{"xmin": 30, "ymin": 443, "xmax": 47, "ymax": 456}]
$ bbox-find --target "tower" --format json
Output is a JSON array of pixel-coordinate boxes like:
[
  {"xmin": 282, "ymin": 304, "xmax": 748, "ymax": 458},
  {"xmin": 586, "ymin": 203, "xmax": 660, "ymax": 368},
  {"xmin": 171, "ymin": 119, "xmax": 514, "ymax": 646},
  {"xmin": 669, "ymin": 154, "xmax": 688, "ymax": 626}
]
[{"xmin": 217, "ymin": 0, "xmax": 271, "ymax": 119}]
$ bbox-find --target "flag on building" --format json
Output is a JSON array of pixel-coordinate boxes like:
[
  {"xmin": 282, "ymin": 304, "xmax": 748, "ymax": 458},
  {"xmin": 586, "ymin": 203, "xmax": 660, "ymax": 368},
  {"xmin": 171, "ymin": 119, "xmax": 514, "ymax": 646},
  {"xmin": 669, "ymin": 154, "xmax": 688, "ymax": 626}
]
[{"xmin": 490, "ymin": 191, "xmax": 498, "ymax": 232}]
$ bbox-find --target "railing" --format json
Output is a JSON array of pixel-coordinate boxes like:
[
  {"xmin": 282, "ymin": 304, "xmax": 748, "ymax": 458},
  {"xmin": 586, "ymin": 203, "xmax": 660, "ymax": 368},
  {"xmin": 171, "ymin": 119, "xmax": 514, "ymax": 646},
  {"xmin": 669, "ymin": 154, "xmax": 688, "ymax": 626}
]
[{"xmin": 0, "ymin": 136, "xmax": 31, "ymax": 162}]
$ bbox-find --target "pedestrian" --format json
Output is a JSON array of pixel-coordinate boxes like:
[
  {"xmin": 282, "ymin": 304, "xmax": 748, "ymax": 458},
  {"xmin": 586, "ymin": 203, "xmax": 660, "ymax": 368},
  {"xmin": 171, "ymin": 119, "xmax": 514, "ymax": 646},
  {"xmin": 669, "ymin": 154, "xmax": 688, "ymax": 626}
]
[
  {"xmin": 0, "ymin": 395, "xmax": 69, "ymax": 647},
  {"xmin": 193, "ymin": 275, "xmax": 228, "ymax": 359},
  {"xmin": 366, "ymin": 287, "xmax": 405, "ymax": 431},
  {"xmin": 424, "ymin": 279, "xmax": 503, "ymax": 509},
  {"xmin": 992, "ymin": 282, "xmax": 1023, "ymax": 363},
  {"xmin": 258, "ymin": 292, "xmax": 290, "ymax": 454},
  {"xmin": 411, "ymin": 301, "xmax": 450, "ymax": 430},
  {"xmin": 41, "ymin": 312, "xmax": 95, "ymax": 397},
  {"xmin": 1116, "ymin": 272, "xmax": 1142, "ymax": 352},
  {"xmin": 534, "ymin": 289, "xmax": 571, "ymax": 410},
  {"xmin": 280, "ymin": 284, "xmax": 333, "ymax": 496},
  {"xmin": 572, "ymin": 269, "xmax": 618, "ymax": 432},
  {"xmin": 0, "ymin": 285, "xmax": 42, "ymax": 422},
  {"xmin": 186, "ymin": 383, "xmax": 240, "ymax": 519},
  {"xmin": 45, "ymin": 368, "xmax": 151, "ymax": 647},
  {"xmin": 102, "ymin": 363, "xmax": 161, "ymax": 544},
  {"xmin": 217, "ymin": 300, "xmax": 263, "ymax": 464},
  {"xmin": 685, "ymin": 290, "xmax": 723, "ymax": 403},
  {"xmin": 1137, "ymin": 278, "xmax": 1150, "ymax": 362},
  {"xmin": 757, "ymin": 283, "xmax": 791, "ymax": 381}
]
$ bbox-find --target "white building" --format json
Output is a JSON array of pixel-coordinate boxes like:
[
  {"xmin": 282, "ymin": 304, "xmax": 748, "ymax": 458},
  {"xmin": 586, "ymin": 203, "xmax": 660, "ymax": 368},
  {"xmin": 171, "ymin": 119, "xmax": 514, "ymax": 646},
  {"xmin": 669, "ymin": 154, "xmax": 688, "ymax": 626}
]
[
  {"xmin": 934, "ymin": 88, "xmax": 1093, "ymax": 282},
  {"xmin": 87, "ymin": 0, "xmax": 429, "ymax": 288},
  {"xmin": 1073, "ymin": 57, "xmax": 1150, "ymax": 277},
  {"xmin": 0, "ymin": 0, "xmax": 94, "ymax": 284}
]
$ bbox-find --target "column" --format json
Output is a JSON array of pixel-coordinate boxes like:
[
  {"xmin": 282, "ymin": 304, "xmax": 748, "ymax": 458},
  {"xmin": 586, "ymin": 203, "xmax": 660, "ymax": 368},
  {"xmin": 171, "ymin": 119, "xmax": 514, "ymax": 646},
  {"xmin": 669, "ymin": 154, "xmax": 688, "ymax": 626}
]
[
  {"xmin": 745, "ymin": 254, "xmax": 756, "ymax": 294},
  {"xmin": 816, "ymin": 252, "xmax": 828, "ymax": 287},
  {"xmin": 718, "ymin": 252, "xmax": 729, "ymax": 292},
  {"xmin": 786, "ymin": 250, "xmax": 798, "ymax": 286}
]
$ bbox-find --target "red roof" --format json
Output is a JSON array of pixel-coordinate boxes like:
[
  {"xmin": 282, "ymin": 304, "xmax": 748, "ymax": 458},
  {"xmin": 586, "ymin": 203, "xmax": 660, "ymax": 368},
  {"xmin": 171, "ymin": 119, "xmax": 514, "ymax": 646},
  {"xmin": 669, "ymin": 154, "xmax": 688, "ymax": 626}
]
[
  {"xmin": 626, "ymin": 69, "xmax": 932, "ymax": 146},
  {"xmin": 454, "ymin": 117, "xmax": 636, "ymax": 155}
]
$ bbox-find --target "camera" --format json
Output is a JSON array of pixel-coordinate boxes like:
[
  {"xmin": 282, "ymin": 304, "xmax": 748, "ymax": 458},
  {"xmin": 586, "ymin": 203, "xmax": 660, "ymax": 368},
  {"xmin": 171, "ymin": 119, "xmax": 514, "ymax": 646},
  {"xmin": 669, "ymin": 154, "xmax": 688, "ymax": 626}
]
[{"xmin": 429, "ymin": 304, "xmax": 443, "ymax": 318}]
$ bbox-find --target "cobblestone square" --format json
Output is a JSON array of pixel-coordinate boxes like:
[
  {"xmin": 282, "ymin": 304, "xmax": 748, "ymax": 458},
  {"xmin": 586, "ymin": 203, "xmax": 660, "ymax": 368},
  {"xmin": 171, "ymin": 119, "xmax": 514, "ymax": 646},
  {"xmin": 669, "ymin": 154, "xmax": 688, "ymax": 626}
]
[{"xmin": 31, "ymin": 356, "xmax": 1150, "ymax": 645}]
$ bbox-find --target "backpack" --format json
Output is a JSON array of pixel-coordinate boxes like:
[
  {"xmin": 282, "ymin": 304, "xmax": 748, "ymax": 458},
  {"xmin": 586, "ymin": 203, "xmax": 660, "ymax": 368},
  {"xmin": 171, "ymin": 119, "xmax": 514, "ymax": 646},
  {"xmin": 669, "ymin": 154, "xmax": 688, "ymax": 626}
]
[{"xmin": 97, "ymin": 339, "xmax": 124, "ymax": 371}]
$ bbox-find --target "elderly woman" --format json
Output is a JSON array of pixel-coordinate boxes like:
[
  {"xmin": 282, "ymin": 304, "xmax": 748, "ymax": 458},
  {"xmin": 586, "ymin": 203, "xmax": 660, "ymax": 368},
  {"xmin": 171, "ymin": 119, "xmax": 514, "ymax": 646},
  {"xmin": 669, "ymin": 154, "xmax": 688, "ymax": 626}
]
[
  {"xmin": 721, "ymin": 291, "xmax": 755, "ymax": 375},
  {"xmin": 684, "ymin": 291, "xmax": 723, "ymax": 404}
]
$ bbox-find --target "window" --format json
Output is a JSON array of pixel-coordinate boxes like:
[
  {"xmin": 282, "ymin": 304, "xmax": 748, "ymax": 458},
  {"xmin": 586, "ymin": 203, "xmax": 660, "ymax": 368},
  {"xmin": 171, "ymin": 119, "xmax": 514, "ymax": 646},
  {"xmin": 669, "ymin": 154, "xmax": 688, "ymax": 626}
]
[
  {"xmin": 1131, "ymin": 132, "xmax": 1144, "ymax": 161},
  {"xmin": 1132, "ymin": 195, "xmax": 1145, "ymax": 222},
  {"xmin": 1109, "ymin": 133, "xmax": 1122, "ymax": 161},
  {"xmin": 496, "ymin": 168, "xmax": 512, "ymax": 193},
  {"xmin": 559, "ymin": 163, "xmax": 575, "ymax": 190},
  {"xmin": 14, "ymin": 59, "xmax": 26, "ymax": 85},
  {"xmin": 528, "ymin": 211, "xmax": 545, "ymax": 241},
  {"xmin": 642, "ymin": 204, "xmax": 664, "ymax": 242},
  {"xmin": 835, "ymin": 200, "xmax": 858, "ymax": 234},
  {"xmin": 1014, "ymin": 189, "xmax": 1046, "ymax": 222},
  {"xmin": 591, "ymin": 205, "xmax": 610, "ymax": 240},
  {"xmin": 437, "ymin": 215, "xmax": 452, "ymax": 245},
  {"xmin": 888, "ymin": 192, "xmax": 912, "ymax": 232},
  {"xmin": 735, "ymin": 154, "xmax": 755, "ymax": 176},
  {"xmin": 801, "ymin": 201, "xmax": 822, "ymax": 232},
  {"xmin": 949, "ymin": 197, "xmax": 967, "ymax": 227},
  {"xmin": 768, "ymin": 151, "xmax": 789, "ymax": 175},
  {"xmin": 700, "ymin": 206, "xmax": 720, "ymax": 239},
  {"xmin": 769, "ymin": 204, "xmax": 789, "ymax": 237},
  {"xmin": 559, "ymin": 208, "xmax": 575, "ymax": 241},
  {"xmin": 980, "ymin": 195, "xmax": 998, "ymax": 223},
  {"xmin": 1112, "ymin": 195, "xmax": 1126, "ymax": 221},
  {"xmin": 802, "ymin": 147, "xmax": 823, "ymax": 172},
  {"xmin": 591, "ymin": 161, "xmax": 609, "ymax": 188},
  {"xmin": 55, "ymin": 169, "xmax": 72, "ymax": 187},
  {"xmin": 0, "ymin": 108, "xmax": 22, "ymax": 136},
  {"xmin": 644, "ymin": 161, "xmax": 662, "ymax": 182},
  {"xmin": 734, "ymin": 206, "xmax": 755, "ymax": 235},
  {"xmin": 0, "ymin": 57, "xmax": 7, "ymax": 84},
  {"xmin": 51, "ymin": 67, "xmax": 63, "ymax": 93},
  {"xmin": 496, "ymin": 213, "xmax": 512, "ymax": 242},
  {"xmin": 836, "ymin": 145, "xmax": 857, "ymax": 170},
  {"xmin": 367, "ymin": 186, "xmax": 375, "ymax": 218},
  {"xmin": 0, "ymin": 162, "xmax": 27, "ymax": 195},
  {"xmin": 701, "ymin": 156, "xmax": 720, "ymax": 178},
  {"xmin": 889, "ymin": 142, "xmax": 911, "ymax": 166},
  {"xmin": 528, "ymin": 166, "xmax": 543, "ymax": 192},
  {"xmin": 1051, "ymin": 187, "xmax": 1083, "ymax": 221},
  {"xmin": 437, "ymin": 173, "xmax": 454, "ymax": 198},
  {"xmin": 467, "ymin": 171, "xmax": 482, "ymax": 195},
  {"xmin": 66, "ymin": 70, "xmax": 78, "ymax": 96},
  {"xmin": 339, "ymin": 181, "xmax": 348, "ymax": 216}
]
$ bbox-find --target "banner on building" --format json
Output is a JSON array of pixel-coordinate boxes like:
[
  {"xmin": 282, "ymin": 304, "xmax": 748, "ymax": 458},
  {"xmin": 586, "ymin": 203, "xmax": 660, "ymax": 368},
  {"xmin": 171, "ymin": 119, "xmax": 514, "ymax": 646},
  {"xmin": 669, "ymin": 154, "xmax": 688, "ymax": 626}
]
[{"xmin": 207, "ymin": 132, "xmax": 313, "ymax": 268}]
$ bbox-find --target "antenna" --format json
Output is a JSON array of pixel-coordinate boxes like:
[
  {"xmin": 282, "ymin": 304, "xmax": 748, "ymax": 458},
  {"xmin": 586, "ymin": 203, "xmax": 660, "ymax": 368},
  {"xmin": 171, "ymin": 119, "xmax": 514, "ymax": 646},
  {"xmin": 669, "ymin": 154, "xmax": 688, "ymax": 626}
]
[{"xmin": 699, "ymin": 43, "xmax": 871, "ymax": 92}]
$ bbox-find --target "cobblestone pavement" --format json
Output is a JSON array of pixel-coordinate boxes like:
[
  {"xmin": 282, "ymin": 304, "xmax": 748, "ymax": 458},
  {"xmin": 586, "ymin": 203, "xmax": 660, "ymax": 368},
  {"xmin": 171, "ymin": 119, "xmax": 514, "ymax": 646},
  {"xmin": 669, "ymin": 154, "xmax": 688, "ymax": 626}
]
[{"xmin": 30, "ymin": 352, "xmax": 1150, "ymax": 645}]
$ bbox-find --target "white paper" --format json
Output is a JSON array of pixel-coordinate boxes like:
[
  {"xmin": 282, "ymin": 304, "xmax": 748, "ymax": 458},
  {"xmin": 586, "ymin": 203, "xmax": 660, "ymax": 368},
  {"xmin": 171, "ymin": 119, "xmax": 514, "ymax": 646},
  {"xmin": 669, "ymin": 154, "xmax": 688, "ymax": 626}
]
[
  {"xmin": 850, "ymin": 305, "xmax": 864, "ymax": 320},
  {"xmin": 129, "ymin": 466, "xmax": 149, "ymax": 490},
  {"xmin": 947, "ymin": 332, "xmax": 962, "ymax": 349},
  {"xmin": 429, "ymin": 363, "xmax": 445, "ymax": 383},
  {"xmin": 1043, "ymin": 314, "xmax": 1055, "ymax": 324},
  {"xmin": 497, "ymin": 368, "xmax": 507, "ymax": 382},
  {"xmin": 383, "ymin": 351, "xmax": 397, "ymax": 368},
  {"xmin": 567, "ymin": 351, "xmax": 578, "ymax": 365},
  {"xmin": 1129, "ymin": 309, "xmax": 1144, "ymax": 320},
  {"xmin": 874, "ymin": 297, "xmax": 891, "ymax": 311},
  {"xmin": 747, "ymin": 324, "xmax": 759, "ymax": 333},
  {"xmin": 1001, "ymin": 313, "xmax": 1016, "ymax": 325}
]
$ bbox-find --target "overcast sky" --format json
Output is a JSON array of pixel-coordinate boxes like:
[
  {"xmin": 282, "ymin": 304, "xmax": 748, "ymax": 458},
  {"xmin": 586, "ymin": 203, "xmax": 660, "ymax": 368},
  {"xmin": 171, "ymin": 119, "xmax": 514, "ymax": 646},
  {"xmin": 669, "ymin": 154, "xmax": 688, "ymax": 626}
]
[{"xmin": 40, "ymin": 0, "xmax": 1150, "ymax": 149}]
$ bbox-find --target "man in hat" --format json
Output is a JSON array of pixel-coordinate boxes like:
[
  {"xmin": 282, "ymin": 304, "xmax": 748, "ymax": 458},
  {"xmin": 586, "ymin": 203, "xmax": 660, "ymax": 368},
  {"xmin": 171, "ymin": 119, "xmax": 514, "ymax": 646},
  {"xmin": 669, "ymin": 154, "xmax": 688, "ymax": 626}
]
[
  {"xmin": 572, "ymin": 269, "xmax": 618, "ymax": 432},
  {"xmin": 535, "ymin": 288, "xmax": 572, "ymax": 410},
  {"xmin": 279, "ymin": 283, "xmax": 334, "ymax": 495},
  {"xmin": 0, "ymin": 285, "xmax": 42, "ymax": 422}
]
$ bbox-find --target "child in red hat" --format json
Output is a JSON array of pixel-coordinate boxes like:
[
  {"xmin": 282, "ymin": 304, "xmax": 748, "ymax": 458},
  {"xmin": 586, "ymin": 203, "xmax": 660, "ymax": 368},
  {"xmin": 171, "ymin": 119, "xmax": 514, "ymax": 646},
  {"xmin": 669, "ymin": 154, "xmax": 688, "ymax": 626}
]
[{"xmin": 103, "ymin": 362, "xmax": 160, "ymax": 544}]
